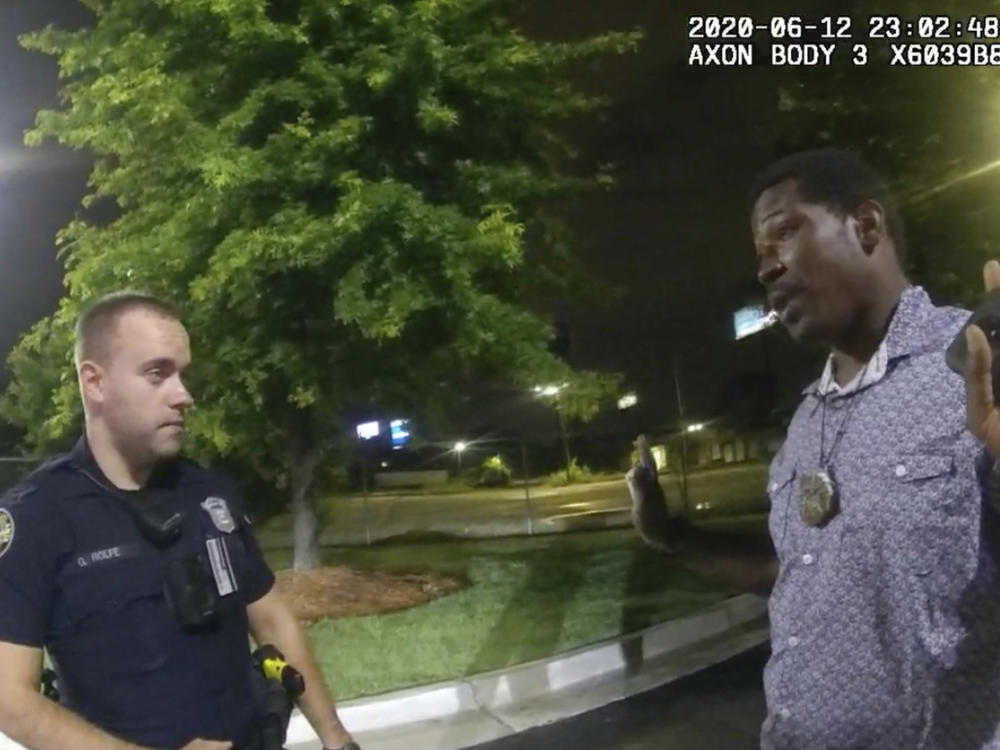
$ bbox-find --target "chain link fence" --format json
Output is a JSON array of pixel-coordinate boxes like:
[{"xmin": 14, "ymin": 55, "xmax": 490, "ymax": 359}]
[
  {"xmin": 246, "ymin": 426, "xmax": 780, "ymax": 547},
  {"xmin": 0, "ymin": 432, "xmax": 776, "ymax": 546}
]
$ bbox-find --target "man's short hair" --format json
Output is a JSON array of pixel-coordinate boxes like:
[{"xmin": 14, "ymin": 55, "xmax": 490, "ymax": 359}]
[
  {"xmin": 75, "ymin": 291, "xmax": 181, "ymax": 367},
  {"xmin": 748, "ymin": 148, "xmax": 907, "ymax": 260}
]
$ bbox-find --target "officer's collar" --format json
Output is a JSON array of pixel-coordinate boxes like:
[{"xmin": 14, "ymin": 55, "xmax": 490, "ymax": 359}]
[
  {"xmin": 801, "ymin": 285, "xmax": 930, "ymax": 397},
  {"xmin": 70, "ymin": 434, "xmax": 179, "ymax": 491}
]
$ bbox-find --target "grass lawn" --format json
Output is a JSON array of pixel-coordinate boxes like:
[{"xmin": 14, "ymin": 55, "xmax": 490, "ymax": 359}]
[
  {"xmin": 263, "ymin": 529, "xmax": 737, "ymax": 700},
  {"xmin": 662, "ymin": 464, "xmax": 770, "ymax": 518}
]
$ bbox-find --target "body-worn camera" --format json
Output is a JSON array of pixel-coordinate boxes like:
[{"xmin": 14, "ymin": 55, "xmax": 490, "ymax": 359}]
[
  {"xmin": 165, "ymin": 554, "xmax": 220, "ymax": 629},
  {"xmin": 117, "ymin": 488, "xmax": 219, "ymax": 629},
  {"xmin": 123, "ymin": 491, "xmax": 183, "ymax": 549},
  {"xmin": 945, "ymin": 288, "xmax": 1000, "ymax": 403}
]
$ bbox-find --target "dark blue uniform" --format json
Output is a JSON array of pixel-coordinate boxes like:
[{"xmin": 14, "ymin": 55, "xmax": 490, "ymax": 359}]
[{"xmin": 0, "ymin": 437, "xmax": 276, "ymax": 749}]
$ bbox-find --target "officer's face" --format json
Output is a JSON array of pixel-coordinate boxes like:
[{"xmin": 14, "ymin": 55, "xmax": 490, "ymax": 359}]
[{"xmin": 99, "ymin": 309, "xmax": 195, "ymax": 461}]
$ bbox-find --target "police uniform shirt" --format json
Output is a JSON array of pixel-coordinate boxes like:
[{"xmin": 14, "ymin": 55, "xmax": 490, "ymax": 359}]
[{"xmin": 0, "ymin": 436, "xmax": 276, "ymax": 749}]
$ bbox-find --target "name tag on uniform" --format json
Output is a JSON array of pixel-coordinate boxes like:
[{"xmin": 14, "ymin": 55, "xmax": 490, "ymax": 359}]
[
  {"xmin": 73, "ymin": 543, "xmax": 141, "ymax": 572},
  {"xmin": 205, "ymin": 537, "xmax": 238, "ymax": 596}
]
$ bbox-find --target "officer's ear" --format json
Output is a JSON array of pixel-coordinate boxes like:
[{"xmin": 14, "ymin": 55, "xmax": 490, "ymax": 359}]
[{"xmin": 78, "ymin": 360, "xmax": 107, "ymax": 405}]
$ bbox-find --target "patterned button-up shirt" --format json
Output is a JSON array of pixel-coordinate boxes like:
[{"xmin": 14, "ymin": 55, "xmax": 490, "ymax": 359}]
[{"xmin": 763, "ymin": 285, "xmax": 1000, "ymax": 750}]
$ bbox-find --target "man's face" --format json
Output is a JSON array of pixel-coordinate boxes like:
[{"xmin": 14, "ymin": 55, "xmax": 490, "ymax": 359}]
[
  {"xmin": 90, "ymin": 308, "xmax": 194, "ymax": 462},
  {"xmin": 751, "ymin": 178, "xmax": 866, "ymax": 344}
]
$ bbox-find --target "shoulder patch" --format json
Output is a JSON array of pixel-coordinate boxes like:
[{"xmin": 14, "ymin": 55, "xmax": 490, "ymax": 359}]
[{"xmin": 0, "ymin": 509, "xmax": 14, "ymax": 559}]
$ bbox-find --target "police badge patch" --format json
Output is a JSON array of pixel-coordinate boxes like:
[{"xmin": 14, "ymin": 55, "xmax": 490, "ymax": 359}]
[
  {"xmin": 0, "ymin": 509, "xmax": 14, "ymax": 559},
  {"xmin": 201, "ymin": 496, "xmax": 236, "ymax": 533}
]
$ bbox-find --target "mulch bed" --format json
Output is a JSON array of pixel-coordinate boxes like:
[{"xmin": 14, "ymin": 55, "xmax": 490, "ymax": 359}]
[{"xmin": 275, "ymin": 566, "xmax": 465, "ymax": 622}]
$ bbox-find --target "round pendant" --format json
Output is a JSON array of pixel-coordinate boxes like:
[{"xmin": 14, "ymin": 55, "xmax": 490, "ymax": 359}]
[{"xmin": 799, "ymin": 470, "xmax": 838, "ymax": 527}]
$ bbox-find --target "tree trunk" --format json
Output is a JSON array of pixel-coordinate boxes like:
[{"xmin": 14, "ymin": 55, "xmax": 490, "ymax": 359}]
[{"xmin": 289, "ymin": 411, "xmax": 323, "ymax": 571}]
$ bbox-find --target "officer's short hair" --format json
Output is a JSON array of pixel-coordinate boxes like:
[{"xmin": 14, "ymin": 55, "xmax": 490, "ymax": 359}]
[
  {"xmin": 75, "ymin": 291, "xmax": 182, "ymax": 367},
  {"xmin": 748, "ymin": 148, "xmax": 907, "ymax": 261}
]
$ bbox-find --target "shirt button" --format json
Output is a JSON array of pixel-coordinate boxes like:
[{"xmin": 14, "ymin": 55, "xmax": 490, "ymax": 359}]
[
  {"xmin": 802, "ymin": 553, "xmax": 815, "ymax": 565},
  {"xmin": 895, "ymin": 464, "xmax": 907, "ymax": 478},
  {"xmin": 769, "ymin": 481, "xmax": 778, "ymax": 492},
  {"xmin": 788, "ymin": 636, "xmax": 801, "ymax": 648},
  {"xmin": 779, "ymin": 707, "xmax": 792, "ymax": 720}
]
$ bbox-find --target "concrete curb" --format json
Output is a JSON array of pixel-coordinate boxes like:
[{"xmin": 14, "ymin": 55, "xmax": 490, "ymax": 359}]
[
  {"xmin": 316, "ymin": 509, "xmax": 635, "ymax": 547},
  {"xmin": 0, "ymin": 595, "xmax": 767, "ymax": 750},
  {"xmin": 286, "ymin": 593, "xmax": 769, "ymax": 749}
]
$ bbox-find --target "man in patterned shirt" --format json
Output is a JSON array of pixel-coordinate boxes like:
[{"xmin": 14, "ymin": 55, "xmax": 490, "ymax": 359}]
[{"xmin": 628, "ymin": 148, "xmax": 1000, "ymax": 749}]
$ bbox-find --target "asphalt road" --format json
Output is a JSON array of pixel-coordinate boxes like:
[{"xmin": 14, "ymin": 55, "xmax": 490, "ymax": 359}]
[
  {"xmin": 258, "ymin": 464, "xmax": 769, "ymax": 546},
  {"xmin": 472, "ymin": 645, "xmax": 769, "ymax": 750}
]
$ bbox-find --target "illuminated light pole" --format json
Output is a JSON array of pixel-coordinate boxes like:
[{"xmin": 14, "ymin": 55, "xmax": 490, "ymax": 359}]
[
  {"xmin": 354, "ymin": 420, "xmax": 380, "ymax": 546},
  {"xmin": 618, "ymin": 391, "xmax": 640, "ymax": 443},
  {"xmin": 534, "ymin": 383, "xmax": 572, "ymax": 483},
  {"xmin": 454, "ymin": 441, "xmax": 467, "ymax": 473}
]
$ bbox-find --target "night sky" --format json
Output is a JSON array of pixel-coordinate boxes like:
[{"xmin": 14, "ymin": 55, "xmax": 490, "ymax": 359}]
[{"xmin": 0, "ymin": 1, "xmax": 831, "ymax": 429}]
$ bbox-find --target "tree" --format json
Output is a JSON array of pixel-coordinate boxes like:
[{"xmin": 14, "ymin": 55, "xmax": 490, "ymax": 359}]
[
  {"xmin": 772, "ymin": 0, "xmax": 1000, "ymax": 304},
  {"xmin": 4, "ymin": 0, "xmax": 635, "ymax": 569}
]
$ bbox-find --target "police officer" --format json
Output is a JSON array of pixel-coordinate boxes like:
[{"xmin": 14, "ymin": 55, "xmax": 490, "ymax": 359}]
[{"xmin": 0, "ymin": 292, "xmax": 359, "ymax": 750}]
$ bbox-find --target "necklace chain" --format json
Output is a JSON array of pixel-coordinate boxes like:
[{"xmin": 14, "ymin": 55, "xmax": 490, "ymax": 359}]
[{"xmin": 818, "ymin": 361, "xmax": 872, "ymax": 471}]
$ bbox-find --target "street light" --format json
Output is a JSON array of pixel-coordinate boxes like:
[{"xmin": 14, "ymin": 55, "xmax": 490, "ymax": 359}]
[
  {"xmin": 533, "ymin": 383, "xmax": 564, "ymax": 398},
  {"xmin": 617, "ymin": 392, "xmax": 638, "ymax": 410},
  {"xmin": 533, "ymin": 383, "xmax": 572, "ymax": 483},
  {"xmin": 454, "ymin": 441, "xmax": 467, "ymax": 473},
  {"xmin": 686, "ymin": 422, "xmax": 705, "ymax": 433}
]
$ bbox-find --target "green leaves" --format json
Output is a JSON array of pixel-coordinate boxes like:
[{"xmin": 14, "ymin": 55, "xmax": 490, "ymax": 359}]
[
  {"xmin": 416, "ymin": 96, "xmax": 459, "ymax": 132},
  {"xmin": 5, "ymin": 0, "xmax": 634, "ymax": 499}
]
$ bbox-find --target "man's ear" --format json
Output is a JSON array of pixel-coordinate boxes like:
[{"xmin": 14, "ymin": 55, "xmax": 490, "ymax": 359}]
[
  {"xmin": 852, "ymin": 199, "xmax": 887, "ymax": 255},
  {"xmin": 78, "ymin": 361, "xmax": 106, "ymax": 405}
]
